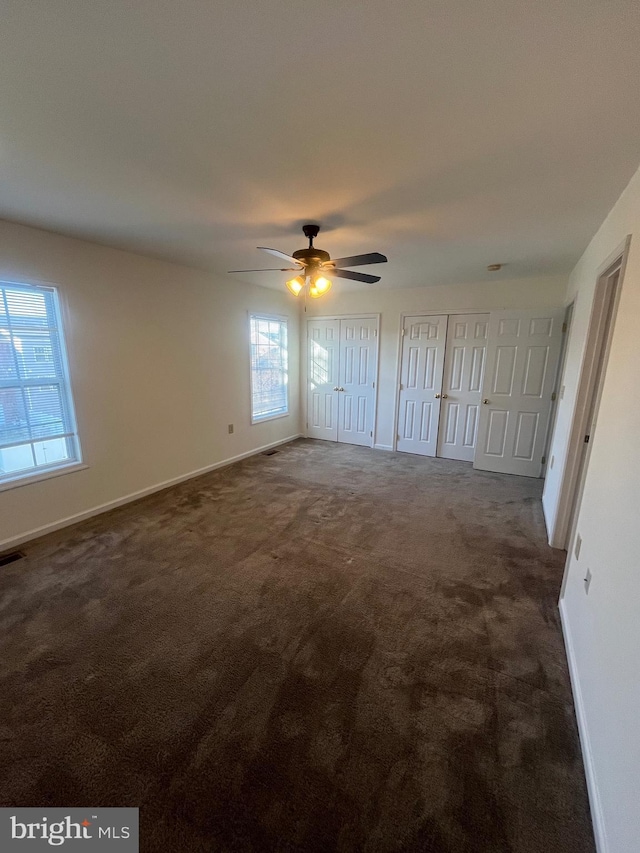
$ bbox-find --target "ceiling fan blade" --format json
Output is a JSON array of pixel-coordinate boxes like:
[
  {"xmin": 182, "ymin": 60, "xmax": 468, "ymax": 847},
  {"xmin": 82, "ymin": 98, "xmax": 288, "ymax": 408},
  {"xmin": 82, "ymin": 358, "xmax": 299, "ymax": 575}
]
[
  {"xmin": 329, "ymin": 252, "xmax": 387, "ymax": 268},
  {"xmin": 257, "ymin": 247, "xmax": 305, "ymax": 266},
  {"xmin": 330, "ymin": 269, "xmax": 381, "ymax": 284},
  {"xmin": 228, "ymin": 268, "xmax": 301, "ymax": 273}
]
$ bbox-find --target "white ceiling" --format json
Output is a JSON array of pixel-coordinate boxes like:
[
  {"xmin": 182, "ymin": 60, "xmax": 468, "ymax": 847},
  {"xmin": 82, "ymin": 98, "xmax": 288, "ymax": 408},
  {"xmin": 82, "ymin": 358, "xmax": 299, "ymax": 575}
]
[{"xmin": 1, "ymin": 0, "xmax": 640, "ymax": 290}]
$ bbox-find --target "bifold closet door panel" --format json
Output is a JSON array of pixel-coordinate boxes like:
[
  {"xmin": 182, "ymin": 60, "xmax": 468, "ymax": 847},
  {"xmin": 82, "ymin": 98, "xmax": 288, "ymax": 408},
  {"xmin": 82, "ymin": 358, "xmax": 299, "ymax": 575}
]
[
  {"xmin": 307, "ymin": 319, "xmax": 340, "ymax": 441},
  {"xmin": 337, "ymin": 318, "xmax": 378, "ymax": 447},
  {"xmin": 437, "ymin": 314, "xmax": 489, "ymax": 462},
  {"xmin": 396, "ymin": 315, "xmax": 448, "ymax": 457}
]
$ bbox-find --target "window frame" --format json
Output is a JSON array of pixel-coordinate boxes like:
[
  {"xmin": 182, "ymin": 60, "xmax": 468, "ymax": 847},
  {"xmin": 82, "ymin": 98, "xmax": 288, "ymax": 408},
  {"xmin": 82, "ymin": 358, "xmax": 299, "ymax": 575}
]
[
  {"xmin": 249, "ymin": 313, "xmax": 290, "ymax": 425},
  {"xmin": 0, "ymin": 279, "xmax": 84, "ymax": 491}
]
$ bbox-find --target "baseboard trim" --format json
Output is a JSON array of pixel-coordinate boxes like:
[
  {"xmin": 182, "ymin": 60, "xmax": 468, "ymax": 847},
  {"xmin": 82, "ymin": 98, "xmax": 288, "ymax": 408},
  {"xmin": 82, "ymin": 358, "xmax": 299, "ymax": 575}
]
[
  {"xmin": 1, "ymin": 434, "xmax": 303, "ymax": 551},
  {"xmin": 559, "ymin": 598, "xmax": 608, "ymax": 853},
  {"xmin": 374, "ymin": 444, "xmax": 394, "ymax": 452}
]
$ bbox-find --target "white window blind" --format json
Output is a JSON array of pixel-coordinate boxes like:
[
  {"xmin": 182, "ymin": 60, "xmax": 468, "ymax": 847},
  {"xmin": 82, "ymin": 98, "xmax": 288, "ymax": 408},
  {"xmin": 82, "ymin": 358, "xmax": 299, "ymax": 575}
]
[
  {"xmin": 250, "ymin": 315, "xmax": 288, "ymax": 422},
  {"xmin": 0, "ymin": 282, "xmax": 81, "ymax": 484}
]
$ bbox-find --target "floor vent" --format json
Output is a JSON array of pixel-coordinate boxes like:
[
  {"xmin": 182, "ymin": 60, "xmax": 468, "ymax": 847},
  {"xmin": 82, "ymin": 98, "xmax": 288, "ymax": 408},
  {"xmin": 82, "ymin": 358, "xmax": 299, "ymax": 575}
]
[
  {"xmin": 262, "ymin": 449, "xmax": 280, "ymax": 456},
  {"xmin": 0, "ymin": 550, "xmax": 25, "ymax": 567}
]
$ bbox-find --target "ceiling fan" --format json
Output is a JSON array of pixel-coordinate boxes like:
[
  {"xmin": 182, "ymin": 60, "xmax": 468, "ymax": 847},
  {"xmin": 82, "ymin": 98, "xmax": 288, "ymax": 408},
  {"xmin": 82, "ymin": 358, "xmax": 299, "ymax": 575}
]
[{"xmin": 228, "ymin": 224, "xmax": 388, "ymax": 298}]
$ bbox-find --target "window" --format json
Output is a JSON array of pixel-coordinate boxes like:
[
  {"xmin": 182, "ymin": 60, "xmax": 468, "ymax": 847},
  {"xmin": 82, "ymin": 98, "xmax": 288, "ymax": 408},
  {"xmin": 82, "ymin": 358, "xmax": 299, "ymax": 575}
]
[
  {"xmin": 250, "ymin": 314, "xmax": 289, "ymax": 422},
  {"xmin": 0, "ymin": 281, "xmax": 81, "ymax": 486},
  {"xmin": 33, "ymin": 345, "xmax": 52, "ymax": 363}
]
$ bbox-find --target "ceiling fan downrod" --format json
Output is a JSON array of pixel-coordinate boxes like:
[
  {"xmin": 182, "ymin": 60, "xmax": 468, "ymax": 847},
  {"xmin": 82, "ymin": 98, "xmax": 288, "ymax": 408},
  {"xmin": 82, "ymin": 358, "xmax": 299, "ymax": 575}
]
[{"xmin": 292, "ymin": 224, "xmax": 331, "ymax": 269}]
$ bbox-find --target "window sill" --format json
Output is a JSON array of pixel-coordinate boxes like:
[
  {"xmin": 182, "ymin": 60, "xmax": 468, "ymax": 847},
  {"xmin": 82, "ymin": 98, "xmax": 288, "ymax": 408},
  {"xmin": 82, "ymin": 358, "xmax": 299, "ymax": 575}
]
[
  {"xmin": 0, "ymin": 461, "xmax": 88, "ymax": 493},
  {"xmin": 251, "ymin": 412, "xmax": 290, "ymax": 425}
]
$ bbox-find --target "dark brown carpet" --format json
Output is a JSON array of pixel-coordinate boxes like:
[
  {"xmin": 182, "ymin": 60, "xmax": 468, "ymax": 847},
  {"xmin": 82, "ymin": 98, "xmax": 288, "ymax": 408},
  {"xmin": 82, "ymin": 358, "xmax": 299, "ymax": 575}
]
[{"xmin": 0, "ymin": 439, "xmax": 594, "ymax": 852}]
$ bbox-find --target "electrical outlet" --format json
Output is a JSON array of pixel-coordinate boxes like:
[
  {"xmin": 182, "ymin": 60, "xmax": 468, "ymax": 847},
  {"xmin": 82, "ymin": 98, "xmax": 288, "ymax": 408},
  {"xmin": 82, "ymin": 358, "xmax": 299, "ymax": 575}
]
[
  {"xmin": 574, "ymin": 534, "xmax": 582, "ymax": 560},
  {"xmin": 584, "ymin": 567, "xmax": 592, "ymax": 594},
  {"xmin": 228, "ymin": 424, "xmax": 234, "ymax": 434}
]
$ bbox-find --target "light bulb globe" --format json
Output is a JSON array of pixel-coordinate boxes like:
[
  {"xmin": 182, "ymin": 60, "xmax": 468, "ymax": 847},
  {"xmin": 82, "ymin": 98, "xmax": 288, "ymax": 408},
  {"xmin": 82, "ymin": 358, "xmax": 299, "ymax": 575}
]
[{"xmin": 286, "ymin": 276, "xmax": 304, "ymax": 296}]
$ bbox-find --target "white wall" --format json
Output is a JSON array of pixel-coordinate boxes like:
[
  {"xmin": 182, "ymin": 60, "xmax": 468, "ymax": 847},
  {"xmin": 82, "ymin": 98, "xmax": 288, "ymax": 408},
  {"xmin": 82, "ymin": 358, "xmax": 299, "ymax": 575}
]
[
  {"xmin": 545, "ymin": 165, "xmax": 640, "ymax": 853},
  {"xmin": 0, "ymin": 219, "xmax": 300, "ymax": 548},
  {"xmin": 303, "ymin": 275, "xmax": 567, "ymax": 449}
]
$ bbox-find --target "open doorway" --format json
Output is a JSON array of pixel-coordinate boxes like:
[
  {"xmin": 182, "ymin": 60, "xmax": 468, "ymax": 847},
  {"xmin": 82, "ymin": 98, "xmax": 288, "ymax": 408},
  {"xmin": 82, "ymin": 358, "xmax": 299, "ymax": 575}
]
[
  {"xmin": 564, "ymin": 264, "xmax": 623, "ymax": 558},
  {"xmin": 550, "ymin": 238, "xmax": 629, "ymax": 558}
]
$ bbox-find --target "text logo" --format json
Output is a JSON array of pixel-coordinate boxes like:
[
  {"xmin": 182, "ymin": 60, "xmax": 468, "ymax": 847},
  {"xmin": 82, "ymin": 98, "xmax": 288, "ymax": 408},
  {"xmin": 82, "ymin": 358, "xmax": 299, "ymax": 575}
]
[{"xmin": 1, "ymin": 809, "xmax": 138, "ymax": 851}]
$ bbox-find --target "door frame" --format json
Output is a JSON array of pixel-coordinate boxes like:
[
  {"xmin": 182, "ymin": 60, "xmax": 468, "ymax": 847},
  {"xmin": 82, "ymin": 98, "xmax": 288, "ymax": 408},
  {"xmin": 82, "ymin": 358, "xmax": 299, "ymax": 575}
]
[
  {"xmin": 549, "ymin": 236, "xmax": 630, "ymax": 553},
  {"xmin": 305, "ymin": 314, "xmax": 381, "ymax": 447},
  {"xmin": 392, "ymin": 310, "xmax": 492, "ymax": 453}
]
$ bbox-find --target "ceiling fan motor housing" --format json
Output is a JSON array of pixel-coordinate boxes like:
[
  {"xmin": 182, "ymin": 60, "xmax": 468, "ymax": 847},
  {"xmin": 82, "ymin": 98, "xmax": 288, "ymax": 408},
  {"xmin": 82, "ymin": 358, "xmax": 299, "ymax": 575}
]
[{"xmin": 292, "ymin": 247, "xmax": 331, "ymax": 266}]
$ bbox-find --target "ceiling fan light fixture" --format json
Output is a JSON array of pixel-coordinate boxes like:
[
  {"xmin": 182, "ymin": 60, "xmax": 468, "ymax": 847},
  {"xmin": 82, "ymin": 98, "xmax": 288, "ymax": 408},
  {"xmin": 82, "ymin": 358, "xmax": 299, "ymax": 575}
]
[
  {"xmin": 230, "ymin": 224, "xmax": 387, "ymax": 292},
  {"xmin": 309, "ymin": 275, "xmax": 332, "ymax": 298},
  {"xmin": 286, "ymin": 276, "xmax": 305, "ymax": 296}
]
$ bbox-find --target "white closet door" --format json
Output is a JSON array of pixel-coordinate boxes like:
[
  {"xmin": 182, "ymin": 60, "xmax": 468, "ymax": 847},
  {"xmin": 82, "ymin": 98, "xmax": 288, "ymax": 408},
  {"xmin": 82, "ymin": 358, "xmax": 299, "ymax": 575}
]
[
  {"xmin": 337, "ymin": 318, "xmax": 378, "ymax": 447},
  {"xmin": 307, "ymin": 319, "xmax": 340, "ymax": 441},
  {"xmin": 396, "ymin": 315, "xmax": 448, "ymax": 456},
  {"xmin": 437, "ymin": 314, "xmax": 489, "ymax": 462},
  {"xmin": 474, "ymin": 309, "xmax": 564, "ymax": 477}
]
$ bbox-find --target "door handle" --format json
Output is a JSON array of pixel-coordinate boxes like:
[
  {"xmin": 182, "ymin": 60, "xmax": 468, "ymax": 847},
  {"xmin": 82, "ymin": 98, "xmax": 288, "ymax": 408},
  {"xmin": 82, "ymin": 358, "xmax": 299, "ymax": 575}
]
[
  {"xmin": 333, "ymin": 386, "xmax": 339, "ymax": 391},
  {"xmin": 441, "ymin": 394, "xmax": 448, "ymax": 399},
  {"xmin": 483, "ymin": 399, "xmax": 490, "ymax": 404},
  {"xmin": 434, "ymin": 393, "xmax": 441, "ymax": 399},
  {"xmin": 338, "ymin": 387, "xmax": 345, "ymax": 392}
]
